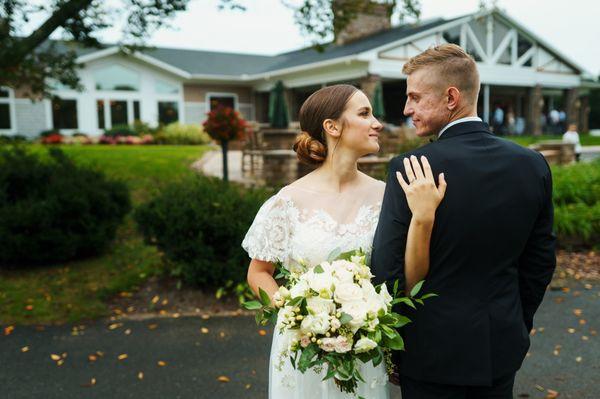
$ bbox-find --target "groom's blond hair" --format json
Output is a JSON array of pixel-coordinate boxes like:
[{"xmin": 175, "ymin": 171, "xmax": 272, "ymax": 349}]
[{"xmin": 403, "ymin": 44, "xmax": 480, "ymax": 105}]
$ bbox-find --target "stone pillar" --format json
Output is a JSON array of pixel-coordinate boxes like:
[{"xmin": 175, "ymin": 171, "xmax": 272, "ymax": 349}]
[
  {"xmin": 360, "ymin": 74, "xmax": 381, "ymax": 103},
  {"xmin": 527, "ymin": 85, "xmax": 543, "ymax": 136},
  {"xmin": 565, "ymin": 88, "xmax": 580, "ymax": 125},
  {"xmin": 580, "ymin": 95, "xmax": 590, "ymax": 132}
]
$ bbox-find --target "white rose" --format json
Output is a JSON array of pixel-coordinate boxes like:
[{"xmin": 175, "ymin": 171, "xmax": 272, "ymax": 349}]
[
  {"xmin": 278, "ymin": 286, "xmax": 290, "ymax": 299},
  {"xmin": 340, "ymin": 301, "xmax": 368, "ymax": 332},
  {"xmin": 334, "ymin": 336, "xmax": 352, "ymax": 353},
  {"xmin": 334, "ymin": 282, "xmax": 363, "ymax": 304},
  {"xmin": 319, "ymin": 337, "xmax": 337, "ymax": 352},
  {"xmin": 305, "ymin": 269, "xmax": 335, "ymax": 295},
  {"xmin": 354, "ymin": 337, "xmax": 378, "ymax": 353},
  {"xmin": 306, "ymin": 297, "xmax": 335, "ymax": 316},
  {"xmin": 331, "ymin": 260, "xmax": 357, "ymax": 283},
  {"xmin": 300, "ymin": 313, "xmax": 330, "ymax": 335},
  {"xmin": 350, "ymin": 255, "xmax": 366, "ymax": 265}
]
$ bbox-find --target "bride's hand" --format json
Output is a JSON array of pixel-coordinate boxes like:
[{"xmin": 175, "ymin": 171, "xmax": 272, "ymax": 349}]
[{"xmin": 396, "ymin": 155, "xmax": 447, "ymax": 222}]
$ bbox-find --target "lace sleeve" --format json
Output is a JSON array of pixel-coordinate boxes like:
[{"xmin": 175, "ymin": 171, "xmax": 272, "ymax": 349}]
[{"xmin": 241, "ymin": 194, "xmax": 292, "ymax": 263}]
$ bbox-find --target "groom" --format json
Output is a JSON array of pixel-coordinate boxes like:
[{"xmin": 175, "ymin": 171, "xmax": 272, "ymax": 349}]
[{"xmin": 371, "ymin": 44, "xmax": 556, "ymax": 398}]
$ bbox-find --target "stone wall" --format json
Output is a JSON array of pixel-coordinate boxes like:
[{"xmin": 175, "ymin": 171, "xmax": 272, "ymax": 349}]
[{"xmin": 334, "ymin": 1, "xmax": 392, "ymax": 45}]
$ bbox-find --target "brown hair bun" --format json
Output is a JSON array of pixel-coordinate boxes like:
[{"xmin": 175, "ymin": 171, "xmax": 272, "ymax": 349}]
[{"xmin": 293, "ymin": 131, "xmax": 327, "ymax": 165}]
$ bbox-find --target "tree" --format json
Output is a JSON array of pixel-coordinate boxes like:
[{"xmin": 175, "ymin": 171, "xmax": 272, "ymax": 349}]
[{"xmin": 0, "ymin": 0, "xmax": 421, "ymax": 98}]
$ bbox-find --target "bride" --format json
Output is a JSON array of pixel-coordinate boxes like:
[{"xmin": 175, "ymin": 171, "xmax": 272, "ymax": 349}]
[{"xmin": 242, "ymin": 84, "xmax": 446, "ymax": 398}]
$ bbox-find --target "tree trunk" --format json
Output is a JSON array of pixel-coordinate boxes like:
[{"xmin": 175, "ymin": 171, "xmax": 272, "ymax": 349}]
[{"xmin": 221, "ymin": 140, "xmax": 229, "ymax": 182}]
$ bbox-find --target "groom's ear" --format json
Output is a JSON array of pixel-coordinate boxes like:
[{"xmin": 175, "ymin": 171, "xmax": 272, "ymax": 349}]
[{"xmin": 446, "ymin": 86, "xmax": 461, "ymax": 111}]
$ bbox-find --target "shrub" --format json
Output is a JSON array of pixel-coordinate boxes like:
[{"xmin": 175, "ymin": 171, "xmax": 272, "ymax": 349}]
[
  {"xmin": 41, "ymin": 133, "xmax": 64, "ymax": 144},
  {"xmin": 134, "ymin": 175, "xmax": 270, "ymax": 288},
  {"xmin": 153, "ymin": 122, "xmax": 212, "ymax": 145},
  {"xmin": 104, "ymin": 124, "xmax": 137, "ymax": 137},
  {"xmin": 0, "ymin": 135, "xmax": 28, "ymax": 144},
  {"xmin": 39, "ymin": 129, "xmax": 60, "ymax": 138},
  {"xmin": 0, "ymin": 146, "xmax": 131, "ymax": 267}
]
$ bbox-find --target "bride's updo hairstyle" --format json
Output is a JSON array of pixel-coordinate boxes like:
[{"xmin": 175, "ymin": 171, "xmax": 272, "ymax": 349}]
[{"xmin": 293, "ymin": 84, "xmax": 358, "ymax": 165}]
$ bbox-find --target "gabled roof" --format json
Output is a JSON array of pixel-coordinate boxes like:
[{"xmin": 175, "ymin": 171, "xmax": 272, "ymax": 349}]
[{"xmin": 53, "ymin": 8, "xmax": 586, "ymax": 79}]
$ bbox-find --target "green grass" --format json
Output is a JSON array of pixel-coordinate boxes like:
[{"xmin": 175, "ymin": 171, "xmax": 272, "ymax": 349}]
[
  {"xmin": 0, "ymin": 144, "xmax": 213, "ymax": 325},
  {"xmin": 504, "ymin": 134, "xmax": 600, "ymax": 147}
]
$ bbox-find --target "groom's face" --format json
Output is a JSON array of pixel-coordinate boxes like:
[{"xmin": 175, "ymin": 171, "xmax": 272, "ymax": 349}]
[{"xmin": 404, "ymin": 67, "xmax": 451, "ymax": 137}]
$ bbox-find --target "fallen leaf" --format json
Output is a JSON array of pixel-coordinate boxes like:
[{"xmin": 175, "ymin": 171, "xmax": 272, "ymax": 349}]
[
  {"xmin": 161, "ymin": 299, "xmax": 169, "ymax": 305},
  {"xmin": 172, "ymin": 313, "xmax": 180, "ymax": 318},
  {"xmin": 118, "ymin": 354, "xmax": 128, "ymax": 361},
  {"xmin": 546, "ymin": 389, "xmax": 559, "ymax": 398},
  {"xmin": 258, "ymin": 329, "xmax": 267, "ymax": 336},
  {"xmin": 217, "ymin": 376, "xmax": 230, "ymax": 383},
  {"xmin": 4, "ymin": 326, "xmax": 14, "ymax": 336},
  {"xmin": 576, "ymin": 356, "xmax": 582, "ymax": 362},
  {"xmin": 108, "ymin": 323, "xmax": 122, "ymax": 330},
  {"xmin": 96, "ymin": 351, "xmax": 104, "ymax": 357},
  {"xmin": 138, "ymin": 372, "xmax": 144, "ymax": 380},
  {"xmin": 567, "ymin": 328, "xmax": 576, "ymax": 334},
  {"xmin": 151, "ymin": 295, "xmax": 160, "ymax": 304},
  {"xmin": 245, "ymin": 384, "xmax": 251, "ymax": 389},
  {"xmin": 147, "ymin": 324, "xmax": 158, "ymax": 330},
  {"xmin": 535, "ymin": 385, "xmax": 545, "ymax": 392},
  {"xmin": 157, "ymin": 360, "xmax": 167, "ymax": 367},
  {"xmin": 582, "ymin": 335, "xmax": 589, "ymax": 341},
  {"xmin": 25, "ymin": 305, "xmax": 34, "ymax": 311},
  {"xmin": 201, "ymin": 327, "xmax": 209, "ymax": 334},
  {"xmin": 579, "ymin": 319, "xmax": 586, "ymax": 325},
  {"xmin": 57, "ymin": 359, "xmax": 64, "ymax": 366},
  {"xmin": 219, "ymin": 332, "xmax": 225, "ymax": 338},
  {"xmin": 50, "ymin": 354, "xmax": 61, "ymax": 361},
  {"xmin": 125, "ymin": 329, "xmax": 132, "ymax": 335},
  {"xmin": 201, "ymin": 314, "xmax": 210, "ymax": 320},
  {"xmin": 573, "ymin": 309, "xmax": 583, "ymax": 317},
  {"xmin": 88, "ymin": 354, "xmax": 98, "ymax": 362},
  {"xmin": 91, "ymin": 378, "xmax": 96, "ymax": 385}
]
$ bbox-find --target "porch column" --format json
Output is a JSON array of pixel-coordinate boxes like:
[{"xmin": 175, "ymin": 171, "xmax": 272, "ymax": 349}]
[
  {"xmin": 360, "ymin": 74, "xmax": 381, "ymax": 103},
  {"xmin": 483, "ymin": 84, "xmax": 490, "ymax": 124},
  {"xmin": 527, "ymin": 85, "xmax": 543, "ymax": 136},
  {"xmin": 565, "ymin": 88, "xmax": 580, "ymax": 125},
  {"xmin": 580, "ymin": 95, "xmax": 590, "ymax": 132}
]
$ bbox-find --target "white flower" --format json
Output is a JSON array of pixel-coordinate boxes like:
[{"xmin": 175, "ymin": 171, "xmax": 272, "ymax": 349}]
[
  {"xmin": 366, "ymin": 316, "xmax": 379, "ymax": 331},
  {"xmin": 340, "ymin": 301, "xmax": 368, "ymax": 332},
  {"xmin": 289, "ymin": 279, "xmax": 309, "ymax": 298},
  {"xmin": 276, "ymin": 306, "xmax": 296, "ymax": 331},
  {"xmin": 278, "ymin": 286, "xmax": 290, "ymax": 299},
  {"xmin": 306, "ymin": 297, "xmax": 335, "ymax": 316},
  {"xmin": 330, "ymin": 317, "xmax": 341, "ymax": 330},
  {"xmin": 272, "ymin": 291, "xmax": 285, "ymax": 308},
  {"xmin": 334, "ymin": 336, "xmax": 352, "ymax": 353},
  {"xmin": 350, "ymin": 255, "xmax": 366, "ymax": 265},
  {"xmin": 379, "ymin": 283, "xmax": 393, "ymax": 308},
  {"xmin": 304, "ymin": 269, "xmax": 335, "ymax": 296},
  {"xmin": 331, "ymin": 260, "xmax": 358, "ymax": 283},
  {"xmin": 334, "ymin": 282, "xmax": 363, "ymax": 304},
  {"xmin": 300, "ymin": 313, "xmax": 330, "ymax": 335},
  {"xmin": 354, "ymin": 337, "xmax": 378, "ymax": 353},
  {"xmin": 319, "ymin": 337, "xmax": 337, "ymax": 352}
]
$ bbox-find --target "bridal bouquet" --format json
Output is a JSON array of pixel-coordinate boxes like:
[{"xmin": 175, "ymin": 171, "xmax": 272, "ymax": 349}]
[{"xmin": 243, "ymin": 249, "xmax": 436, "ymax": 396}]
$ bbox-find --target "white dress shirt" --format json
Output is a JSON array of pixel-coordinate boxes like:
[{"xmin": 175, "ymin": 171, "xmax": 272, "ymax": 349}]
[{"xmin": 438, "ymin": 116, "xmax": 483, "ymax": 138}]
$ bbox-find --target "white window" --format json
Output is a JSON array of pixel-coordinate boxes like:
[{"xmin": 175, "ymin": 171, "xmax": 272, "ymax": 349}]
[
  {"xmin": 94, "ymin": 65, "xmax": 140, "ymax": 91},
  {"xmin": 158, "ymin": 101, "xmax": 179, "ymax": 125},
  {"xmin": 97, "ymin": 99, "xmax": 141, "ymax": 129},
  {"xmin": 52, "ymin": 97, "xmax": 78, "ymax": 129}
]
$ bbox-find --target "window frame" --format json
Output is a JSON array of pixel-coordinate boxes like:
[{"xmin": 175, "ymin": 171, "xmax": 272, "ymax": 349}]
[{"xmin": 0, "ymin": 86, "xmax": 17, "ymax": 134}]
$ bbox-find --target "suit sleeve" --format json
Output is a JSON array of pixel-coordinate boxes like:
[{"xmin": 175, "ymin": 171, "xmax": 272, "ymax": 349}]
[
  {"xmin": 518, "ymin": 155, "xmax": 557, "ymax": 332},
  {"xmin": 371, "ymin": 158, "xmax": 412, "ymax": 292}
]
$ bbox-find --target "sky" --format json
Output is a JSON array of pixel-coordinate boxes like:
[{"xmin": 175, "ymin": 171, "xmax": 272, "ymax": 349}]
[{"xmin": 27, "ymin": 0, "xmax": 600, "ymax": 76}]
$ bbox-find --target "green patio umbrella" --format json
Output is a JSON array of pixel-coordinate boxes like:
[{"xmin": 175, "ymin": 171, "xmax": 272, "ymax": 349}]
[
  {"xmin": 268, "ymin": 80, "xmax": 289, "ymax": 128},
  {"xmin": 372, "ymin": 81, "xmax": 386, "ymax": 120}
]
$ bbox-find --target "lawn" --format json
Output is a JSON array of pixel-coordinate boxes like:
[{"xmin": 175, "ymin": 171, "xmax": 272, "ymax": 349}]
[
  {"xmin": 504, "ymin": 134, "xmax": 600, "ymax": 147},
  {"xmin": 0, "ymin": 144, "xmax": 213, "ymax": 325}
]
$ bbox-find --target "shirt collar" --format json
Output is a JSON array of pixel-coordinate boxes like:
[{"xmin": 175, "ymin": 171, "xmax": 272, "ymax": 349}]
[{"xmin": 438, "ymin": 116, "xmax": 483, "ymax": 137}]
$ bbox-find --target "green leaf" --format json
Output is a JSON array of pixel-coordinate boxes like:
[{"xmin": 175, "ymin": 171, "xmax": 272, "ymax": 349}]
[
  {"xmin": 339, "ymin": 312, "xmax": 353, "ymax": 325},
  {"xmin": 410, "ymin": 280, "xmax": 425, "ymax": 297},
  {"xmin": 393, "ymin": 280, "xmax": 399, "ymax": 296},
  {"xmin": 298, "ymin": 344, "xmax": 319, "ymax": 372},
  {"xmin": 386, "ymin": 333, "xmax": 405, "ymax": 350},
  {"xmin": 372, "ymin": 347, "xmax": 383, "ymax": 367},
  {"xmin": 420, "ymin": 293, "xmax": 439, "ymax": 300},
  {"xmin": 287, "ymin": 296, "xmax": 303, "ymax": 307},
  {"xmin": 314, "ymin": 264, "xmax": 324, "ymax": 273},
  {"xmin": 259, "ymin": 288, "xmax": 271, "ymax": 306},
  {"xmin": 242, "ymin": 300, "xmax": 262, "ymax": 310},
  {"xmin": 394, "ymin": 315, "xmax": 412, "ymax": 328},
  {"xmin": 327, "ymin": 247, "xmax": 342, "ymax": 262},
  {"xmin": 391, "ymin": 297, "xmax": 416, "ymax": 309},
  {"xmin": 414, "ymin": 298, "xmax": 424, "ymax": 306}
]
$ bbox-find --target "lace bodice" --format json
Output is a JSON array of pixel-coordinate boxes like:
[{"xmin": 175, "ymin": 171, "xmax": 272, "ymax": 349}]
[{"xmin": 242, "ymin": 183, "xmax": 384, "ymax": 268}]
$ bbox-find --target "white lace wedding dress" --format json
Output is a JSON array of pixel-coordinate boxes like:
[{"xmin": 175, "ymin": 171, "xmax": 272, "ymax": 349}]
[{"xmin": 242, "ymin": 184, "xmax": 389, "ymax": 399}]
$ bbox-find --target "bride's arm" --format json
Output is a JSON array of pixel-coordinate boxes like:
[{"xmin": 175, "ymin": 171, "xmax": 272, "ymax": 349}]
[
  {"xmin": 396, "ymin": 155, "xmax": 447, "ymax": 293},
  {"xmin": 247, "ymin": 259, "xmax": 279, "ymax": 300}
]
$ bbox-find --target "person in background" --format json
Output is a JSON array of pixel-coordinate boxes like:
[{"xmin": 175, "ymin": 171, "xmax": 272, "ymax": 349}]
[{"xmin": 562, "ymin": 123, "xmax": 582, "ymax": 162}]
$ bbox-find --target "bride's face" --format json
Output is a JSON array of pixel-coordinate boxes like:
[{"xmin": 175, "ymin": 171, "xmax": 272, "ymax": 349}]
[{"xmin": 337, "ymin": 91, "xmax": 383, "ymax": 156}]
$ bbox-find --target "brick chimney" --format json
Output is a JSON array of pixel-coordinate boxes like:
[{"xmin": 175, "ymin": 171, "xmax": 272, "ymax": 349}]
[{"xmin": 333, "ymin": 0, "xmax": 393, "ymax": 45}]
